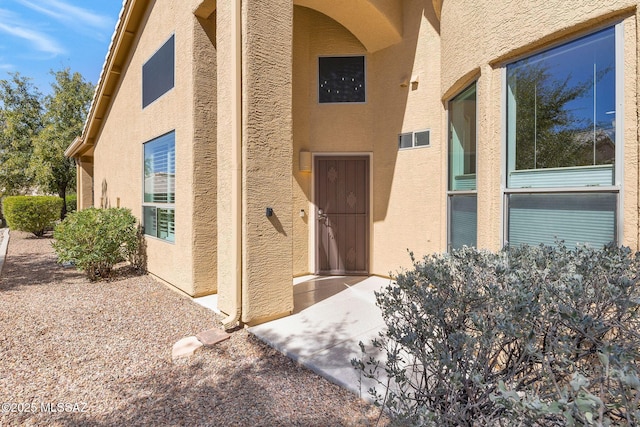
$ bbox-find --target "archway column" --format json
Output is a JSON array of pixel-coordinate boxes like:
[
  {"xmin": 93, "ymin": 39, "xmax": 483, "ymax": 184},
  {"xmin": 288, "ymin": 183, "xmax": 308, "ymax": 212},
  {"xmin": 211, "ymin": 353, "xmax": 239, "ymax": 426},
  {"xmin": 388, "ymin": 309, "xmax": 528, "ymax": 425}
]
[
  {"xmin": 217, "ymin": 0, "xmax": 294, "ymax": 326},
  {"xmin": 241, "ymin": 0, "xmax": 294, "ymax": 324}
]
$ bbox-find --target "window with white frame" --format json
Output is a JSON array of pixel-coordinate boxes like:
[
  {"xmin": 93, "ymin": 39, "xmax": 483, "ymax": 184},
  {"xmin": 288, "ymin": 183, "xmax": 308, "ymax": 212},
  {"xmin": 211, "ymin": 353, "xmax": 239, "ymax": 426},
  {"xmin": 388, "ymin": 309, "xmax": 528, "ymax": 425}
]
[
  {"xmin": 318, "ymin": 56, "xmax": 365, "ymax": 103},
  {"xmin": 505, "ymin": 25, "xmax": 619, "ymax": 247},
  {"xmin": 143, "ymin": 131, "xmax": 175, "ymax": 242},
  {"xmin": 399, "ymin": 130, "xmax": 430, "ymax": 149},
  {"xmin": 448, "ymin": 83, "xmax": 477, "ymax": 250}
]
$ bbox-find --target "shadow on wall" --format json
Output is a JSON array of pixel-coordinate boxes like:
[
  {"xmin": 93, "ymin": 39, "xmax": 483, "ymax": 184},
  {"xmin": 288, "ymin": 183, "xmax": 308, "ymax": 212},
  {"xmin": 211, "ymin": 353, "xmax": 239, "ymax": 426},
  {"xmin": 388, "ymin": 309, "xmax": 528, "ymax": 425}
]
[
  {"xmin": 268, "ymin": 210, "xmax": 287, "ymax": 236},
  {"xmin": 292, "ymin": 1, "xmax": 437, "ymax": 223}
]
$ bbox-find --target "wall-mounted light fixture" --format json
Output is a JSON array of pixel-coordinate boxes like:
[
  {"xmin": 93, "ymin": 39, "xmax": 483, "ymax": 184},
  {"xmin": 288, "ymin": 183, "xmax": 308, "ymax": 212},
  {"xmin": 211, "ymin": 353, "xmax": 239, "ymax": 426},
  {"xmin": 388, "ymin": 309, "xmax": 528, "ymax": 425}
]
[
  {"xmin": 411, "ymin": 74, "xmax": 420, "ymax": 90},
  {"xmin": 299, "ymin": 150, "xmax": 311, "ymax": 172},
  {"xmin": 400, "ymin": 74, "xmax": 420, "ymax": 89}
]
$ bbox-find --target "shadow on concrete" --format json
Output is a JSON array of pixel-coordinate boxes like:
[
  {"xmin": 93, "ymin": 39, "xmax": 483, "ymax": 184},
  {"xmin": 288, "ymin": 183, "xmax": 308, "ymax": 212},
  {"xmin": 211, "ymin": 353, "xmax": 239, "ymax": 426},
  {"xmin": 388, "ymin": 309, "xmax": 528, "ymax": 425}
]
[{"xmin": 250, "ymin": 276, "xmax": 390, "ymax": 402}]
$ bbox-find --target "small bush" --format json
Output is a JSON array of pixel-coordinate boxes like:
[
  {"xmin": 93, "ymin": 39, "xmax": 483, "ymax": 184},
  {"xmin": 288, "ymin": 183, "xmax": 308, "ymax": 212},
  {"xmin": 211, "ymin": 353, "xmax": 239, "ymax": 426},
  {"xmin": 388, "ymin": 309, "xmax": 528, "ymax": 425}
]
[
  {"xmin": 354, "ymin": 244, "xmax": 640, "ymax": 426},
  {"xmin": 2, "ymin": 195, "xmax": 63, "ymax": 236},
  {"xmin": 53, "ymin": 207, "xmax": 140, "ymax": 281},
  {"xmin": 65, "ymin": 194, "xmax": 77, "ymax": 214}
]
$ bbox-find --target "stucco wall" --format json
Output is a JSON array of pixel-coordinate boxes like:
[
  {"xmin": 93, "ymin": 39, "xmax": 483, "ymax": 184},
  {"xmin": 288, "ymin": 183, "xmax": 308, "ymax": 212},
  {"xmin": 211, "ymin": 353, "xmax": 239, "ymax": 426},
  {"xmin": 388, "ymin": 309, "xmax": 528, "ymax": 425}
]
[
  {"xmin": 77, "ymin": 157, "xmax": 93, "ymax": 210},
  {"xmin": 92, "ymin": 0, "xmax": 217, "ymax": 296},
  {"xmin": 216, "ymin": 1, "xmax": 239, "ymax": 318},
  {"xmin": 292, "ymin": 1, "xmax": 444, "ymax": 277},
  {"xmin": 440, "ymin": 0, "xmax": 639, "ymax": 251},
  {"xmin": 241, "ymin": 0, "xmax": 294, "ymax": 325},
  {"xmin": 191, "ymin": 12, "xmax": 218, "ymax": 296}
]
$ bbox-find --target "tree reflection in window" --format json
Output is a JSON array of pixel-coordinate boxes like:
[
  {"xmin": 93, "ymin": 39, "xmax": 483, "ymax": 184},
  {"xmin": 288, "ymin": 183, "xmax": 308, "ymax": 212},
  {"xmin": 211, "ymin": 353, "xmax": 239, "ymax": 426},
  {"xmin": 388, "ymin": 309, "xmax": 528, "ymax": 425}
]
[{"xmin": 507, "ymin": 27, "xmax": 615, "ymax": 174}]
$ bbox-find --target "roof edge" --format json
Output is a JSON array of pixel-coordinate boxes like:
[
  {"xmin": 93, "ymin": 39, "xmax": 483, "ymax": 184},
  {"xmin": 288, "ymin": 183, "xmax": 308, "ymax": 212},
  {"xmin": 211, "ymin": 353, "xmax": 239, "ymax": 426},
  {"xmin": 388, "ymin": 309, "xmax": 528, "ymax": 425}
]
[{"xmin": 67, "ymin": 0, "xmax": 149, "ymax": 158}]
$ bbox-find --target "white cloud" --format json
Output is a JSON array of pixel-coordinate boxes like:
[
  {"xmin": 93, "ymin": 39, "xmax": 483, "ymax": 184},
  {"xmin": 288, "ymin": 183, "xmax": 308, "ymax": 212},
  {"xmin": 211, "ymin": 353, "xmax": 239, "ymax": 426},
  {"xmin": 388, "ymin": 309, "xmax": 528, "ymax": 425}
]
[
  {"xmin": 0, "ymin": 9, "xmax": 65, "ymax": 55},
  {"xmin": 16, "ymin": 0, "xmax": 113, "ymax": 35}
]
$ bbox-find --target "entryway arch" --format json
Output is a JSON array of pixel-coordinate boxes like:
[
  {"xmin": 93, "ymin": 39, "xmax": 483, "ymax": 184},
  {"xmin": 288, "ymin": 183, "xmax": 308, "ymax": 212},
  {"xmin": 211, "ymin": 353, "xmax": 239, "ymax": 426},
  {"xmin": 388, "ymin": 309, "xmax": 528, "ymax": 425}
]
[{"xmin": 294, "ymin": 0, "xmax": 402, "ymax": 52}]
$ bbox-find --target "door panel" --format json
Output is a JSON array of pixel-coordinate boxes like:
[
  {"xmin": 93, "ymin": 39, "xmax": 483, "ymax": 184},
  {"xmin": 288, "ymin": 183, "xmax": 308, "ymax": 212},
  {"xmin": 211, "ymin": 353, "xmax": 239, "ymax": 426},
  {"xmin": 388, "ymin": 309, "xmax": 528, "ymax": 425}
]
[{"xmin": 315, "ymin": 156, "xmax": 369, "ymax": 275}]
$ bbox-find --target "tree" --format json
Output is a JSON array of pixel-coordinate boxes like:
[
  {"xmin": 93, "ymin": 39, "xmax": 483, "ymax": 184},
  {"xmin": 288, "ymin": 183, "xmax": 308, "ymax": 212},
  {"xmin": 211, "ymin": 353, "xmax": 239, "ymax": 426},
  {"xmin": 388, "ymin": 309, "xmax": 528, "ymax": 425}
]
[
  {"xmin": 0, "ymin": 72, "xmax": 43, "ymax": 195},
  {"xmin": 32, "ymin": 69, "xmax": 94, "ymax": 219},
  {"xmin": 509, "ymin": 61, "xmax": 612, "ymax": 170}
]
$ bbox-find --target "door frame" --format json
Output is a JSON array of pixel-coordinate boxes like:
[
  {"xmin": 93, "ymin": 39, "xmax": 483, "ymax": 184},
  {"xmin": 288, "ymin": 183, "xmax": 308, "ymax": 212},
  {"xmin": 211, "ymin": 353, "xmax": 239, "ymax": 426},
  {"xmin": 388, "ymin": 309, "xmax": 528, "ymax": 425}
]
[{"xmin": 311, "ymin": 152, "xmax": 373, "ymax": 275}]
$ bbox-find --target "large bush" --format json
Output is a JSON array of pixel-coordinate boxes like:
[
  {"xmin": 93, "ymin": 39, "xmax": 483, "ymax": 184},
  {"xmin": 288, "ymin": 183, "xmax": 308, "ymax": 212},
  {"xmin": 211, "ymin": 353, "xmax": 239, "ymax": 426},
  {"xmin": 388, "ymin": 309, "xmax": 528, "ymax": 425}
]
[
  {"xmin": 2, "ymin": 195, "xmax": 63, "ymax": 236},
  {"xmin": 354, "ymin": 244, "xmax": 640, "ymax": 426},
  {"xmin": 53, "ymin": 207, "xmax": 140, "ymax": 281}
]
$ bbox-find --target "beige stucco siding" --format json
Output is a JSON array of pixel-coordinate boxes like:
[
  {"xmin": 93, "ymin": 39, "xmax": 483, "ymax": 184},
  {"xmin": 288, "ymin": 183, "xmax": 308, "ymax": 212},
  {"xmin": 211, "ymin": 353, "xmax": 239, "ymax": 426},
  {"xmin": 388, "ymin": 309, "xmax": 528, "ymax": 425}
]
[
  {"xmin": 241, "ymin": 0, "xmax": 294, "ymax": 325},
  {"xmin": 368, "ymin": 0, "xmax": 444, "ymax": 273},
  {"xmin": 191, "ymin": 12, "xmax": 218, "ymax": 296},
  {"xmin": 92, "ymin": 0, "xmax": 217, "ymax": 296},
  {"xmin": 77, "ymin": 157, "xmax": 93, "ymax": 210},
  {"xmin": 215, "ymin": 0, "xmax": 238, "ymax": 319}
]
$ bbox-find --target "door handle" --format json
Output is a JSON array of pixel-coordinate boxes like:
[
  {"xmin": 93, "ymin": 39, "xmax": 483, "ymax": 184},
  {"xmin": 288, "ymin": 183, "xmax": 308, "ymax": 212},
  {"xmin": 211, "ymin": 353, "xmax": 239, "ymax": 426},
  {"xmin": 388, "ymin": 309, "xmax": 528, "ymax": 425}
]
[{"xmin": 317, "ymin": 209, "xmax": 327, "ymax": 220}]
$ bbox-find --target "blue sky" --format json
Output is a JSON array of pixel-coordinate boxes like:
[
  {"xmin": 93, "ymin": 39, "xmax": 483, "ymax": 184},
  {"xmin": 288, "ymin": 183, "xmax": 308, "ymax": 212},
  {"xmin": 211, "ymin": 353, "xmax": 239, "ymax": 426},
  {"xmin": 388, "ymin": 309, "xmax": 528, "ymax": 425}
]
[{"xmin": 0, "ymin": 0, "xmax": 123, "ymax": 95}]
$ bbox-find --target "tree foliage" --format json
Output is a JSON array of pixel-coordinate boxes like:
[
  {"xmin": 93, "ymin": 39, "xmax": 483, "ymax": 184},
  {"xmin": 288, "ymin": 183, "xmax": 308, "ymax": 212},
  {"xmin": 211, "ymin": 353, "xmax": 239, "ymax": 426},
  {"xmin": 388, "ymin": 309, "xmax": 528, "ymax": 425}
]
[
  {"xmin": 31, "ymin": 69, "xmax": 94, "ymax": 218},
  {"xmin": 2, "ymin": 195, "xmax": 62, "ymax": 237},
  {"xmin": 0, "ymin": 73, "xmax": 43, "ymax": 195},
  {"xmin": 510, "ymin": 62, "xmax": 614, "ymax": 171}
]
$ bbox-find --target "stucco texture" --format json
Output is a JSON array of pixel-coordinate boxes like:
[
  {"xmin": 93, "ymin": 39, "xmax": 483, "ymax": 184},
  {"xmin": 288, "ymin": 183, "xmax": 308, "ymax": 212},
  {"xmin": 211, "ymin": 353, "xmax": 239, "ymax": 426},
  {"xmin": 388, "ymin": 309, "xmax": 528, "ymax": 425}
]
[{"xmin": 92, "ymin": 0, "xmax": 217, "ymax": 297}]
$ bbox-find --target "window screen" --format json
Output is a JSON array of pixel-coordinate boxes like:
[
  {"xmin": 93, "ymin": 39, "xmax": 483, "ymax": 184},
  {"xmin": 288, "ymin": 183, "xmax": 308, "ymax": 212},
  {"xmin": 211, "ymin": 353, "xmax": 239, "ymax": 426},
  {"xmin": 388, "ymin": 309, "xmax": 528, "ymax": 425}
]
[
  {"xmin": 414, "ymin": 130, "xmax": 430, "ymax": 147},
  {"xmin": 449, "ymin": 194, "xmax": 477, "ymax": 250},
  {"xmin": 143, "ymin": 35, "xmax": 175, "ymax": 108},
  {"xmin": 319, "ymin": 56, "xmax": 365, "ymax": 103},
  {"xmin": 507, "ymin": 193, "xmax": 616, "ymax": 248},
  {"xmin": 398, "ymin": 133, "xmax": 412, "ymax": 149}
]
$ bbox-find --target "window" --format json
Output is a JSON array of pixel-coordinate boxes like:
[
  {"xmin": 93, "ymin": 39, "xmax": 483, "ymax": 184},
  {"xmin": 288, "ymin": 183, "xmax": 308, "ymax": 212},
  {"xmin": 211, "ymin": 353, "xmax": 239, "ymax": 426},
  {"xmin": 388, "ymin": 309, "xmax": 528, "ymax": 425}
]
[
  {"xmin": 143, "ymin": 132, "xmax": 175, "ymax": 242},
  {"xmin": 318, "ymin": 56, "xmax": 365, "ymax": 103},
  {"xmin": 505, "ymin": 26, "xmax": 619, "ymax": 248},
  {"xmin": 398, "ymin": 130, "xmax": 430, "ymax": 149},
  {"xmin": 143, "ymin": 35, "xmax": 175, "ymax": 108},
  {"xmin": 448, "ymin": 83, "xmax": 477, "ymax": 250}
]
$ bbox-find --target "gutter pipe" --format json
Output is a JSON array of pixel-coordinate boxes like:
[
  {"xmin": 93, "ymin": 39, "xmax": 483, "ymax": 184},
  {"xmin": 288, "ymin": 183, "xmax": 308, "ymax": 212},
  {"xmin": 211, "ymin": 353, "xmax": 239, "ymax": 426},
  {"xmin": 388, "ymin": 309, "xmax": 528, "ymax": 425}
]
[{"xmin": 222, "ymin": 0, "xmax": 243, "ymax": 329}]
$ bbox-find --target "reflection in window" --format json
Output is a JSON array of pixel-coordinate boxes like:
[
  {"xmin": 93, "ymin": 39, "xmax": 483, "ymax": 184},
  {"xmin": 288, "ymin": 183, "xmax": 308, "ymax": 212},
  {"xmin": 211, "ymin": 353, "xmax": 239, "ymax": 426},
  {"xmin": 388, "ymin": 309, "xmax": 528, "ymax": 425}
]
[
  {"xmin": 504, "ymin": 26, "xmax": 619, "ymax": 248},
  {"xmin": 143, "ymin": 131, "xmax": 175, "ymax": 242},
  {"xmin": 318, "ymin": 56, "xmax": 365, "ymax": 103},
  {"xmin": 449, "ymin": 84, "xmax": 477, "ymax": 191},
  {"xmin": 448, "ymin": 83, "xmax": 477, "ymax": 250},
  {"xmin": 507, "ymin": 27, "xmax": 615, "ymax": 188}
]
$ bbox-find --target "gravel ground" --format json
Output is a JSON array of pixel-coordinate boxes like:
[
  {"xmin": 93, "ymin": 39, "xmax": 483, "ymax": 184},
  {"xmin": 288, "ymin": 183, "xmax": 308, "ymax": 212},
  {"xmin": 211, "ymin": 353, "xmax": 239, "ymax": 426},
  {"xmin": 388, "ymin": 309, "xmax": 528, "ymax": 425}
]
[{"xmin": 0, "ymin": 231, "xmax": 387, "ymax": 426}]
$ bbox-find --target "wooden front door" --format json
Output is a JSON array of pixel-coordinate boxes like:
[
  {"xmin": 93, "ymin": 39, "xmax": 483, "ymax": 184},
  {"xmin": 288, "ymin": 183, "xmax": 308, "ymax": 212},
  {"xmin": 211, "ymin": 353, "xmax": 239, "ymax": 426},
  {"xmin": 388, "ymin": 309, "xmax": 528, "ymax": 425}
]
[{"xmin": 315, "ymin": 156, "xmax": 369, "ymax": 275}]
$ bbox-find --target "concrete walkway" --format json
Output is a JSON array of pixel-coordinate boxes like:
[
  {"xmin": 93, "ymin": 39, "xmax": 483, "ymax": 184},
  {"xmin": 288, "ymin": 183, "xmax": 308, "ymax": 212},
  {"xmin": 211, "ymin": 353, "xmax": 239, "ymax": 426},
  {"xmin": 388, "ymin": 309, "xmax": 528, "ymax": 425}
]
[{"xmin": 248, "ymin": 275, "xmax": 390, "ymax": 399}]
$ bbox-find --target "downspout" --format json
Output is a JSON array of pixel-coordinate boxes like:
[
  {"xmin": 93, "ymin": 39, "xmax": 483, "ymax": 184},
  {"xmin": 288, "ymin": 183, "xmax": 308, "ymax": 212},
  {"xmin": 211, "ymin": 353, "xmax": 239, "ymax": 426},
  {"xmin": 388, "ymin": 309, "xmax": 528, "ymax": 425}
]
[{"xmin": 222, "ymin": 0, "xmax": 243, "ymax": 329}]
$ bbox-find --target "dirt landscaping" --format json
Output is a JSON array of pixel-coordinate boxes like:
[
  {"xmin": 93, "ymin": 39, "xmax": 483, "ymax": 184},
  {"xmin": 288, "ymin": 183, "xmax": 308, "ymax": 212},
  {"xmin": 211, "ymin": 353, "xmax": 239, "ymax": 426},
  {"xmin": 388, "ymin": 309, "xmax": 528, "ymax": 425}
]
[{"xmin": 0, "ymin": 231, "xmax": 385, "ymax": 426}]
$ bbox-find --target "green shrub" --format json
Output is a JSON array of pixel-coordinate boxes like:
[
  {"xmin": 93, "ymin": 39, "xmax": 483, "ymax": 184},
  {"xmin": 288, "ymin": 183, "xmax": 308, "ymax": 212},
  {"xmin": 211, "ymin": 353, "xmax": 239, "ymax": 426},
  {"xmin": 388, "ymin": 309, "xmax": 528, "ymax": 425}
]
[
  {"xmin": 65, "ymin": 194, "xmax": 77, "ymax": 214},
  {"xmin": 53, "ymin": 207, "xmax": 140, "ymax": 281},
  {"xmin": 354, "ymin": 244, "xmax": 640, "ymax": 426},
  {"xmin": 2, "ymin": 195, "xmax": 63, "ymax": 236}
]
